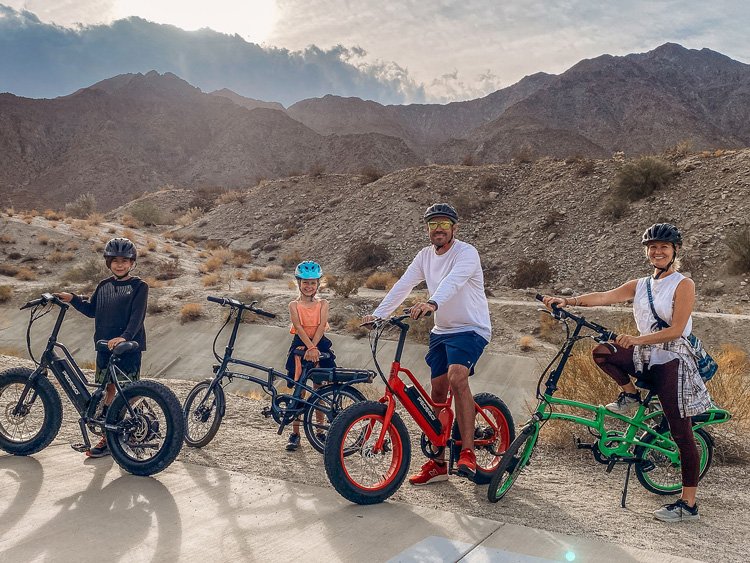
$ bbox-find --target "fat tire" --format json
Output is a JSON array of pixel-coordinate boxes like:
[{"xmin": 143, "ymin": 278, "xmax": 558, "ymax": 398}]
[
  {"xmin": 107, "ymin": 380, "xmax": 185, "ymax": 476},
  {"xmin": 634, "ymin": 427, "xmax": 713, "ymax": 495},
  {"xmin": 487, "ymin": 424, "xmax": 537, "ymax": 503},
  {"xmin": 183, "ymin": 380, "xmax": 225, "ymax": 448},
  {"xmin": 324, "ymin": 401, "xmax": 411, "ymax": 505},
  {"xmin": 303, "ymin": 384, "xmax": 366, "ymax": 454},
  {"xmin": 451, "ymin": 392, "xmax": 515, "ymax": 484},
  {"xmin": 0, "ymin": 367, "xmax": 62, "ymax": 455}
]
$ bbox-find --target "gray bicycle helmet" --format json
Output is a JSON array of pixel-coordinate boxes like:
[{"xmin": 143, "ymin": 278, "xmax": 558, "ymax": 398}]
[
  {"xmin": 104, "ymin": 237, "xmax": 137, "ymax": 260},
  {"xmin": 641, "ymin": 223, "xmax": 682, "ymax": 246},
  {"xmin": 424, "ymin": 203, "xmax": 459, "ymax": 224}
]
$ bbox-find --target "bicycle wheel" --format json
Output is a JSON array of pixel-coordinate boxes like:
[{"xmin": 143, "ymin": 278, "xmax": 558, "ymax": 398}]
[
  {"xmin": 634, "ymin": 427, "xmax": 713, "ymax": 495},
  {"xmin": 324, "ymin": 401, "xmax": 411, "ymax": 505},
  {"xmin": 451, "ymin": 392, "xmax": 515, "ymax": 484},
  {"xmin": 107, "ymin": 380, "xmax": 185, "ymax": 476},
  {"xmin": 183, "ymin": 380, "xmax": 225, "ymax": 448},
  {"xmin": 0, "ymin": 368, "xmax": 62, "ymax": 456},
  {"xmin": 487, "ymin": 424, "xmax": 538, "ymax": 503},
  {"xmin": 303, "ymin": 384, "xmax": 366, "ymax": 454}
]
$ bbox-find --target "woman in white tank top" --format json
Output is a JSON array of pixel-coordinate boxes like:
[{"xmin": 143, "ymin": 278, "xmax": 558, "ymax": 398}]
[{"xmin": 542, "ymin": 223, "xmax": 710, "ymax": 523}]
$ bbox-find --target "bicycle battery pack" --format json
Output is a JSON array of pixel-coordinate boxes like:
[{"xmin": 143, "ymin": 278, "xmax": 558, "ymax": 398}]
[{"xmin": 404, "ymin": 384, "xmax": 442, "ymax": 435}]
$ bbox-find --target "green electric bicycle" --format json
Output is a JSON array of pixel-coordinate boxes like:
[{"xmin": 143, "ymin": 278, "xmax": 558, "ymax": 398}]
[{"xmin": 487, "ymin": 295, "xmax": 731, "ymax": 506}]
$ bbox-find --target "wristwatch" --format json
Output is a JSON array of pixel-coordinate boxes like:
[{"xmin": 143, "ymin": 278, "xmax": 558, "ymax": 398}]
[{"xmin": 426, "ymin": 300, "xmax": 438, "ymax": 310}]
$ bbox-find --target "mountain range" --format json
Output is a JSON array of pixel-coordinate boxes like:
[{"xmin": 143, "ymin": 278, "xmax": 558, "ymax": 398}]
[{"xmin": 1, "ymin": 43, "xmax": 749, "ymax": 210}]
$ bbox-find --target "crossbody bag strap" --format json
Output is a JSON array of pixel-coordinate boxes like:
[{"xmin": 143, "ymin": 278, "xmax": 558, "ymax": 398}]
[{"xmin": 645, "ymin": 277, "xmax": 670, "ymax": 329}]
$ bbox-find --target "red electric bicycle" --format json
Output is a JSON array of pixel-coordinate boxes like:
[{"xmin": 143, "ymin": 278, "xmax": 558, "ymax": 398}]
[{"xmin": 323, "ymin": 310, "xmax": 515, "ymax": 504}]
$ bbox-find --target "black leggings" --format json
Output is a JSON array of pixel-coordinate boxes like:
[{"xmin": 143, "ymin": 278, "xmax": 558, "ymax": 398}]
[{"xmin": 592, "ymin": 344, "xmax": 699, "ymax": 487}]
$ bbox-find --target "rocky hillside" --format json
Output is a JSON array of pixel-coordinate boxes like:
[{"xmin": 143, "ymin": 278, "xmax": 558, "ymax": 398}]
[
  {"xmin": 175, "ymin": 149, "xmax": 750, "ymax": 299},
  {"xmin": 0, "ymin": 72, "xmax": 421, "ymax": 211}
]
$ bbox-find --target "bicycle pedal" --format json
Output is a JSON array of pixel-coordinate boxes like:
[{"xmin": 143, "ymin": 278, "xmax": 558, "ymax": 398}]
[
  {"xmin": 639, "ymin": 460, "xmax": 656, "ymax": 473},
  {"xmin": 261, "ymin": 407, "xmax": 272, "ymax": 418},
  {"xmin": 575, "ymin": 439, "xmax": 595, "ymax": 450},
  {"xmin": 70, "ymin": 443, "xmax": 89, "ymax": 453}
]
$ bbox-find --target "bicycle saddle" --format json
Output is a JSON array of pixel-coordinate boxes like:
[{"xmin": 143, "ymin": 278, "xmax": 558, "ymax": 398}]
[{"xmin": 95, "ymin": 340, "xmax": 140, "ymax": 355}]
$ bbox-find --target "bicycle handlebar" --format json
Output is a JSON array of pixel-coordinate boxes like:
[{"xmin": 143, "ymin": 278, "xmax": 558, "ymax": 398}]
[
  {"xmin": 206, "ymin": 295, "xmax": 276, "ymax": 318},
  {"xmin": 20, "ymin": 293, "xmax": 61, "ymax": 310},
  {"xmin": 535, "ymin": 294, "xmax": 617, "ymax": 341}
]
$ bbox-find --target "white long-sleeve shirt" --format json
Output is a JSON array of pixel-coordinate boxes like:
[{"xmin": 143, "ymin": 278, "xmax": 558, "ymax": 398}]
[{"xmin": 372, "ymin": 239, "xmax": 492, "ymax": 342}]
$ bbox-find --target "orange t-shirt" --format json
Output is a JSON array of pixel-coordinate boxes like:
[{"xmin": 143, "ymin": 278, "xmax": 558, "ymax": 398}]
[{"xmin": 290, "ymin": 300, "xmax": 328, "ymax": 339}]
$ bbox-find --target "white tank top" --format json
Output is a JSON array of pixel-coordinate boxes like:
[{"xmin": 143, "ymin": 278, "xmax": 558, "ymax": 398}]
[{"xmin": 633, "ymin": 272, "xmax": 692, "ymax": 337}]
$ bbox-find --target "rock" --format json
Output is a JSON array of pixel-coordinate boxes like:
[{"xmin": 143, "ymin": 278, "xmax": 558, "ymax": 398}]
[
  {"xmin": 560, "ymin": 287, "xmax": 574, "ymax": 296},
  {"xmin": 547, "ymin": 232, "xmax": 557, "ymax": 241},
  {"xmin": 488, "ymin": 191, "xmax": 500, "ymax": 199}
]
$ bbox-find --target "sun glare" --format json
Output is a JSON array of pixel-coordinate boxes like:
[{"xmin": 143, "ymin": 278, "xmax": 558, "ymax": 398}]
[{"xmin": 113, "ymin": 0, "xmax": 278, "ymax": 44}]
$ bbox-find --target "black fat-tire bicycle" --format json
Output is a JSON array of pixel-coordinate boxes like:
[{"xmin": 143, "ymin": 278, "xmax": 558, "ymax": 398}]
[
  {"xmin": 0, "ymin": 293, "xmax": 185, "ymax": 476},
  {"xmin": 487, "ymin": 295, "xmax": 730, "ymax": 506},
  {"xmin": 183, "ymin": 296, "xmax": 374, "ymax": 452}
]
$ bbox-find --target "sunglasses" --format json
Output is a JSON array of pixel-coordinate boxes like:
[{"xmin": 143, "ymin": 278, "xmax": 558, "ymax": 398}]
[{"xmin": 427, "ymin": 220, "xmax": 454, "ymax": 230}]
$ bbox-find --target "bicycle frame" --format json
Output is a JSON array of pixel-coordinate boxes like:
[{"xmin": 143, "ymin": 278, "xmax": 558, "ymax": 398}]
[
  {"xmin": 15, "ymin": 295, "xmax": 141, "ymax": 445},
  {"xmin": 368, "ymin": 315, "xmax": 500, "ymax": 457},
  {"xmin": 198, "ymin": 298, "xmax": 373, "ymax": 429}
]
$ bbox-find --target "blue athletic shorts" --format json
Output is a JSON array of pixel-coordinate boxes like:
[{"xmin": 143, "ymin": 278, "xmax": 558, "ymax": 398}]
[{"xmin": 425, "ymin": 330, "xmax": 488, "ymax": 379}]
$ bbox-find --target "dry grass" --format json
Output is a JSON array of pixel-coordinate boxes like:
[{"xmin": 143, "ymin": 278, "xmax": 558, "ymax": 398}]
[
  {"xmin": 176, "ymin": 207, "xmax": 204, "ymax": 227},
  {"xmin": 217, "ymin": 190, "xmax": 246, "ymax": 205},
  {"xmin": 37, "ymin": 235, "xmax": 49, "ymax": 246},
  {"xmin": 0, "ymin": 285, "xmax": 13, "ymax": 303},
  {"xmin": 201, "ymin": 273, "xmax": 222, "ymax": 287},
  {"xmin": 364, "ymin": 271, "xmax": 399, "ymax": 290},
  {"xmin": 144, "ymin": 277, "xmax": 165, "ymax": 289},
  {"xmin": 231, "ymin": 250, "xmax": 252, "ymax": 268},
  {"xmin": 345, "ymin": 317, "xmax": 369, "ymax": 339},
  {"xmin": 180, "ymin": 303, "xmax": 203, "ymax": 323},
  {"xmin": 48, "ymin": 251, "xmax": 75, "ymax": 263},
  {"xmin": 247, "ymin": 268, "xmax": 267, "ymax": 282},
  {"xmin": 326, "ymin": 274, "xmax": 361, "ymax": 298},
  {"xmin": 199, "ymin": 256, "xmax": 224, "ymax": 274},
  {"xmin": 86, "ymin": 212, "xmax": 105, "ymax": 225},
  {"xmin": 281, "ymin": 250, "xmax": 302, "ymax": 269},
  {"xmin": 15, "ymin": 267, "xmax": 37, "ymax": 281},
  {"xmin": 519, "ymin": 335, "xmax": 535, "ymax": 351},
  {"xmin": 120, "ymin": 214, "xmax": 140, "ymax": 228},
  {"xmin": 0, "ymin": 234, "xmax": 17, "ymax": 244},
  {"xmin": 263, "ymin": 265, "xmax": 284, "ymax": 279},
  {"xmin": 538, "ymin": 312, "xmax": 564, "ymax": 344},
  {"xmin": 0, "ymin": 264, "xmax": 19, "ymax": 277}
]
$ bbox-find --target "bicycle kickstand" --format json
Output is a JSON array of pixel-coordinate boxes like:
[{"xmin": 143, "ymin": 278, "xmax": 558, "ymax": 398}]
[{"xmin": 621, "ymin": 462, "xmax": 633, "ymax": 508}]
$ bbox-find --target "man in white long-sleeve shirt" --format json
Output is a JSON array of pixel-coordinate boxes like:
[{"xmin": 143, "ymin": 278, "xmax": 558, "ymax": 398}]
[{"xmin": 364, "ymin": 203, "xmax": 491, "ymax": 485}]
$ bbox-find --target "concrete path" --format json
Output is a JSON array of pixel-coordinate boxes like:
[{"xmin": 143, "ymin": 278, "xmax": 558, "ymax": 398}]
[{"xmin": 0, "ymin": 445, "xmax": 700, "ymax": 563}]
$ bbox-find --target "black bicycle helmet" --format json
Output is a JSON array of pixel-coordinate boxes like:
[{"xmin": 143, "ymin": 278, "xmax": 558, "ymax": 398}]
[
  {"xmin": 103, "ymin": 237, "xmax": 137, "ymax": 261},
  {"xmin": 641, "ymin": 223, "xmax": 682, "ymax": 246},
  {"xmin": 424, "ymin": 203, "xmax": 459, "ymax": 224}
]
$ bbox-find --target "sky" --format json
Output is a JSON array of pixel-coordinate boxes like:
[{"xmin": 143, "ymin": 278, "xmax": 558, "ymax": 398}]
[{"xmin": 1, "ymin": 0, "xmax": 749, "ymax": 105}]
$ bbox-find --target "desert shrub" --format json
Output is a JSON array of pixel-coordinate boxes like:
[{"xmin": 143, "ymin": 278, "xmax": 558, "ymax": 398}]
[
  {"xmin": 281, "ymin": 250, "xmax": 302, "ymax": 269},
  {"xmin": 235, "ymin": 284, "xmax": 261, "ymax": 305},
  {"xmin": 188, "ymin": 187, "xmax": 224, "ymax": 211},
  {"xmin": 63, "ymin": 258, "xmax": 109, "ymax": 284},
  {"xmin": 518, "ymin": 335, "xmax": 535, "ymax": 351},
  {"xmin": 345, "ymin": 317, "xmax": 369, "ymax": 339},
  {"xmin": 538, "ymin": 311, "xmax": 564, "ymax": 344},
  {"xmin": 147, "ymin": 299, "xmax": 166, "ymax": 314},
  {"xmin": 247, "ymin": 268, "xmax": 267, "ymax": 282},
  {"xmin": 48, "ymin": 251, "xmax": 75, "ymax": 263},
  {"xmin": 601, "ymin": 198, "xmax": 628, "ymax": 220},
  {"xmin": 308, "ymin": 163, "xmax": 326, "ymax": 177},
  {"xmin": 575, "ymin": 158, "xmax": 596, "ymax": 176},
  {"xmin": 613, "ymin": 157, "xmax": 677, "ymax": 201},
  {"xmin": 263, "ymin": 265, "xmax": 284, "ymax": 279},
  {"xmin": 326, "ymin": 275, "xmax": 361, "ymax": 298},
  {"xmin": 360, "ymin": 165, "xmax": 382, "ymax": 184},
  {"xmin": 43, "ymin": 209, "xmax": 63, "ymax": 220},
  {"xmin": 0, "ymin": 285, "xmax": 13, "ymax": 302},
  {"xmin": 176, "ymin": 207, "xmax": 204, "ymax": 227},
  {"xmin": 365, "ymin": 271, "xmax": 399, "ymax": 290},
  {"xmin": 346, "ymin": 241, "xmax": 391, "ymax": 271},
  {"xmin": 706, "ymin": 345, "xmax": 750, "ymax": 462},
  {"xmin": 512, "ymin": 144, "xmax": 535, "ymax": 164},
  {"xmin": 402, "ymin": 296, "xmax": 435, "ymax": 344},
  {"xmin": 129, "ymin": 202, "xmax": 164, "ymax": 226},
  {"xmin": 663, "ymin": 139, "xmax": 693, "ymax": 161},
  {"xmin": 409, "ymin": 179, "xmax": 426, "ymax": 190},
  {"xmin": 540, "ymin": 210, "xmax": 565, "ymax": 230},
  {"xmin": 180, "ymin": 303, "xmax": 203, "ymax": 323},
  {"xmin": 144, "ymin": 277, "xmax": 164, "ymax": 289},
  {"xmin": 231, "ymin": 250, "xmax": 252, "ymax": 268},
  {"xmin": 0, "ymin": 234, "xmax": 15, "ymax": 244},
  {"xmin": 5, "ymin": 207, "xmax": 14, "ymax": 217},
  {"xmin": 155, "ymin": 257, "xmax": 183, "ymax": 281},
  {"xmin": 452, "ymin": 195, "xmax": 484, "ymax": 220},
  {"xmin": 15, "ymin": 267, "xmax": 37, "ymax": 281},
  {"xmin": 86, "ymin": 212, "xmax": 104, "ymax": 225},
  {"xmin": 725, "ymin": 224, "xmax": 750, "ymax": 274},
  {"xmin": 0, "ymin": 264, "xmax": 19, "ymax": 277},
  {"xmin": 478, "ymin": 175, "xmax": 500, "ymax": 192},
  {"xmin": 461, "ymin": 154, "xmax": 476, "ymax": 166},
  {"xmin": 65, "ymin": 193, "xmax": 96, "ymax": 219},
  {"xmin": 282, "ymin": 227, "xmax": 298, "ymax": 240},
  {"xmin": 262, "ymin": 242, "xmax": 280, "ymax": 252},
  {"xmin": 509, "ymin": 259, "xmax": 554, "ymax": 289},
  {"xmin": 217, "ymin": 190, "xmax": 246, "ymax": 205},
  {"xmin": 8, "ymin": 252, "xmax": 22, "ymax": 260},
  {"xmin": 199, "ymin": 256, "xmax": 223, "ymax": 274},
  {"xmin": 201, "ymin": 273, "xmax": 222, "ymax": 287}
]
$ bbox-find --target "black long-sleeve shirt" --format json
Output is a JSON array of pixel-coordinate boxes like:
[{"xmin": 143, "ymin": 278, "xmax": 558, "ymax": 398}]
[{"xmin": 71, "ymin": 276, "xmax": 148, "ymax": 350}]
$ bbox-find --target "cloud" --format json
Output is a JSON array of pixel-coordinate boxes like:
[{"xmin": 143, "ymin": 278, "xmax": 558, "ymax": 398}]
[{"xmin": 0, "ymin": 5, "xmax": 425, "ymax": 105}]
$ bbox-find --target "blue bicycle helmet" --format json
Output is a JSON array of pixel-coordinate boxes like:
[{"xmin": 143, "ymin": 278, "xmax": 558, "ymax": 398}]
[{"xmin": 295, "ymin": 261, "xmax": 323, "ymax": 279}]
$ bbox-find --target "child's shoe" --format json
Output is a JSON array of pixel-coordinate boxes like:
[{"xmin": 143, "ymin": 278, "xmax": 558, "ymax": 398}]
[
  {"xmin": 456, "ymin": 448, "xmax": 476, "ymax": 480},
  {"xmin": 408, "ymin": 459, "xmax": 448, "ymax": 485},
  {"xmin": 286, "ymin": 433, "xmax": 301, "ymax": 451},
  {"xmin": 86, "ymin": 437, "xmax": 110, "ymax": 458},
  {"xmin": 605, "ymin": 391, "xmax": 641, "ymax": 415}
]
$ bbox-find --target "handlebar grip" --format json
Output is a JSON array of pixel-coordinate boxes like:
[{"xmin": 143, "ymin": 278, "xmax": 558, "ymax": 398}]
[
  {"xmin": 20, "ymin": 298, "xmax": 44, "ymax": 310},
  {"xmin": 535, "ymin": 293, "xmax": 544, "ymax": 302},
  {"xmin": 253, "ymin": 309, "xmax": 276, "ymax": 319},
  {"xmin": 207, "ymin": 296, "xmax": 225, "ymax": 305}
]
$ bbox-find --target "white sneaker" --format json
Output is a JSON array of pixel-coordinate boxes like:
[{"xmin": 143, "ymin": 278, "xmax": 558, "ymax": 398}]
[
  {"xmin": 605, "ymin": 392, "xmax": 641, "ymax": 415},
  {"xmin": 653, "ymin": 499, "xmax": 699, "ymax": 522}
]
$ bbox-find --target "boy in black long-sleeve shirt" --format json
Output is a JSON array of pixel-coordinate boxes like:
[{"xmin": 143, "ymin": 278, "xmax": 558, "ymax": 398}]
[{"xmin": 57, "ymin": 237, "xmax": 148, "ymax": 458}]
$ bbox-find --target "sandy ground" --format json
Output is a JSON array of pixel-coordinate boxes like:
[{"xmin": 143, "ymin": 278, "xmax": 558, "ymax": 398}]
[{"xmin": 0, "ymin": 354, "xmax": 746, "ymax": 563}]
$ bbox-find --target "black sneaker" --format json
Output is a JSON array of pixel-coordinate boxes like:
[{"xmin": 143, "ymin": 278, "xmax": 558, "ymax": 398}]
[
  {"xmin": 653, "ymin": 499, "xmax": 699, "ymax": 522},
  {"xmin": 86, "ymin": 437, "xmax": 110, "ymax": 458},
  {"xmin": 315, "ymin": 432, "xmax": 326, "ymax": 444},
  {"xmin": 286, "ymin": 433, "xmax": 300, "ymax": 451}
]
